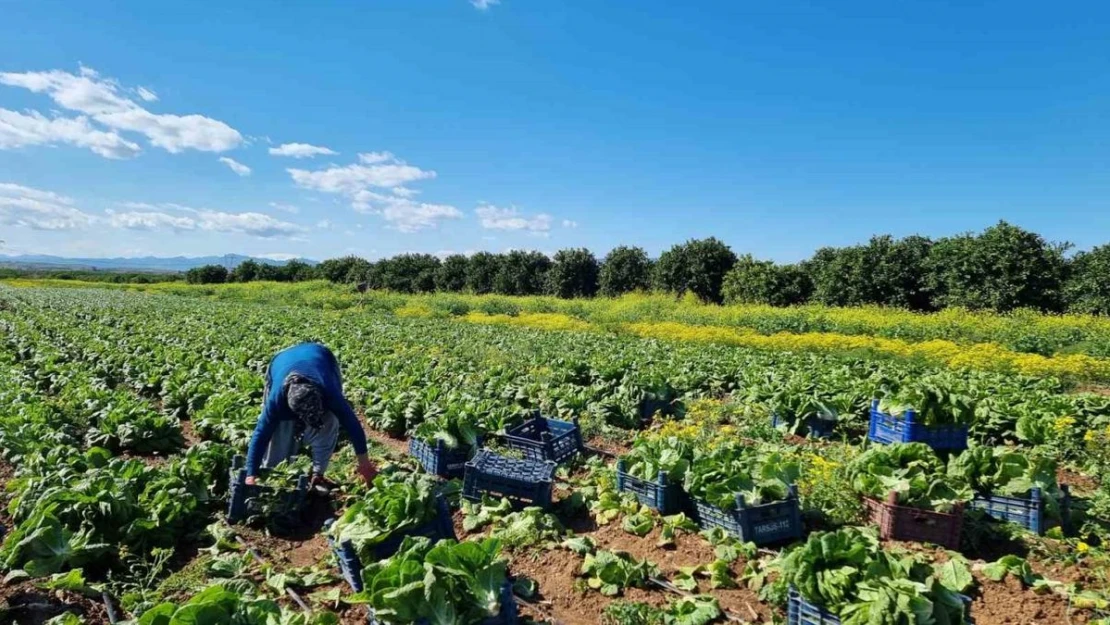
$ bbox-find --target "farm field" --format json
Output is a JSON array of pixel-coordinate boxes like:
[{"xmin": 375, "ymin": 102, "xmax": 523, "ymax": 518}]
[{"xmin": 2, "ymin": 285, "xmax": 1110, "ymax": 625}]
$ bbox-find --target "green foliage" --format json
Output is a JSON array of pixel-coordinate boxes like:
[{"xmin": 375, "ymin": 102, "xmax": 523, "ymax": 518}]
[
  {"xmin": 350, "ymin": 537, "xmax": 508, "ymax": 624},
  {"xmin": 581, "ymin": 550, "xmax": 660, "ymax": 596},
  {"xmin": 465, "ymin": 252, "xmax": 502, "ymax": 294},
  {"xmin": 621, "ymin": 436, "xmax": 695, "ymax": 483},
  {"xmin": 494, "ymin": 250, "xmax": 552, "ymax": 296},
  {"xmin": 925, "ymin": 221, "xmax": 1069, "ymax": 312},
  {"xmin": 185, "ymin": 264, "xmax": 228, "ymax": 285},
  {"xmin": 878, "ymin": 375, "xmax": 976, "ymax": 426},
  {"xmin": 684, "ymin": 443, "xmax": 800, "ymax": 510},
  {"xmin": 807, "ymin": 235, "xmax": 933, "ymax": 310},
  {"xmin": 434, "ymin": 254, "xmax": 470, "ymax": 292},
  {"xmin": 548, "ymin": 248, "xmax": 601, "ymax": 298},
  {"xmin": 327, "ymin": 471, "xmax": 441, "ymax": 561},
  {"xmin": 372, "ymin": 253, "xmax": 441, "ymax": 293},
  {"xmin": 599, "ymin": 246, "xmax": 654, "ymax": 297},
  {"xmin": 722, "ymin": 255, "xmax": 812, "ymax": 307},
  {"xmin": 654, "ymin": 238, "xmax": 737, "ymax": 304},
  {"xmin": 316, "ymin": 255, "xmax": 373, "ymax": 284},
  {"xmin": 601, "ymin": 597, "xmax": 722, "ymax": 625},
  {"xmin": 1066, "ymin": 244, "xmax": 1110, "ymax": 314},
  {"xmin": 848, "ymin": 443, "xmax": 970, "ymax": 512},
  {"xmin": 948, "ymin": 446, "xmax": 1064, "ymax": 518}
]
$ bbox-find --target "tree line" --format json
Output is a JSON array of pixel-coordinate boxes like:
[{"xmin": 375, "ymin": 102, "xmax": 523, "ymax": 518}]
[{"xmin": 185, "ymin": 221, "xmax": 1110, "ymax": 315}]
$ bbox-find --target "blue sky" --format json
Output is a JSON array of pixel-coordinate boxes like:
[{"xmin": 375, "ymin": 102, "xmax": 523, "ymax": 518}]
[{"xmin": 2, "ymin": 0, "xmax": 1110, "ymax": 262}]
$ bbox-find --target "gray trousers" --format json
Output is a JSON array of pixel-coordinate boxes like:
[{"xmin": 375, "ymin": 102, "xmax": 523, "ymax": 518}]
[{"xmin": 261, "ymin": 412, "xmax": 340, "ymax": 475}]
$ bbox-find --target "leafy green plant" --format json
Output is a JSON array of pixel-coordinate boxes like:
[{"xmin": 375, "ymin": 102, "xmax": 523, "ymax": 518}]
[
  {"xmin": 621, "ymin": 436, "xmax": 695, "ymax": 483},
  {"xmin": 685, "ymin": 443, "xmax": 800, "ymax": 510},
  {"xmin": 327, "ymin": 471, "xmax": 441, "ymax": 561},
  {"xmin": 848, "ymin": 443, "xmax": 970, "ymax": 512},
  {"xmin": 949, "ymin": 446, "xmax": 1066, "ymax": 519},
  {"xmin": 879, "ymin": 378, "xmax": 975, "ymax": 426},
  {"xmin": 581, "ymin": 550, "xmax": 660, "ymax": 596}
]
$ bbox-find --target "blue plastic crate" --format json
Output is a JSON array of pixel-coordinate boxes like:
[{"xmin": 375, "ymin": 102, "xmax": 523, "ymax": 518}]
[
  {"xmin": 367, "ymin": 581, "xmax": 518, "ymax": 625},
  {"xmin": 463, "ymin": 449, "xmax": 556, "ymax": 509},
  {"xmin": 772, "ymin": 413, "xmax": 835, "ymax": 439},
  {"xmin": 409, "ymin": 436, "xmax": 479, "ymax": 479},
  {"xmin": 227, "ymin": 456, "xmax": 308, "ymax": 525},
  {"xmin": 867, "ymin": 400, "xmax": 969, "ymax": 451},
  {"xmin": 787, "ymin": 588, "xmax": 839, "ymax": 625},
  {"xmin": 328, "ymin": 494, "xmax": 456, "ymax": 592},
  {"xmin": 504, "ymin": 415, "xmax": 583, "ymax": 464},
  {"xmin": 615, "ymin": 460, "xmax": 686, "ymax": 514},
  {"xmin": 787, "ymin": 588, "xmax": 974, "ymax": 625},
  {"xmin": 692, "ymin": 485, "xmax": 804, "ymax": 546},
  {"xmin": 970, "ymin": 486, "xmax": 1071, "ymax": 535}
]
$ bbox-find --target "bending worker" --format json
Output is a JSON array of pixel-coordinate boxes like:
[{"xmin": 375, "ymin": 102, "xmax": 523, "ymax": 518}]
[{"xmin": 244, "ymin": 342, "xmax": 377, "ymax": 488}]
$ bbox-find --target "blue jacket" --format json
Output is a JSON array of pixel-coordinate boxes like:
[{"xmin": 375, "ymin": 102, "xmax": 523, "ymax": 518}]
[{"xmin": 244, "ymin": 342, "xmax": 368, "ymax": 475}]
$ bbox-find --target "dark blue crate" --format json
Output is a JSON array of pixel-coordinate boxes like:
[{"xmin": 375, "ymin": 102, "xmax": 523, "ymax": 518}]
[
  {"xmin": 227, "ymin": 456, "xmax": 308, "ymax": 524},
  {"xmin": 787, "ymin": 588, "xmax": 974, "ymax": 625},
  {"xmin": 409, "ymin": 436, "xmax": 479, "ymax": 479},
  {"xmin": 367, "ymin": 581, "xmax": 518, "ymax": 625},
  {"xmin": 867, "ymin": 400, "xmax": 968, "ymax": 451},
  {"xmin": 772, "ymin": 413, "xmax": 835, "ymax": 439},
  {"xmin": 463, "ymin": 449, "xmax": 556, "ymax": 509},
  {"xmin": 615, "ymin": 460, "xmax": 686, "ymax": 514},
  {"xmin": 504, "ymin": 416, "xmax": 583, "ymax": 464},
  {"xmin": 787, "ymin": 588, "xmax": 839, "ymax": 625},
  {"xmin": 327, "ymin": 494, "xmax": 456, "ymax": 592},
  {"xmin": 970, "ymin": 486, "xmax": 1071, "ymax": 535},
  {"xmin": 692, "ymin": 486, "xmax": 803, "ymax": 546}
]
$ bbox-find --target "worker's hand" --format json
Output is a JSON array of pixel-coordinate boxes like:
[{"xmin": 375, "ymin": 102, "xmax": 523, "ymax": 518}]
[
  {"xmin": 244, "ymin": 475, "xmax": 257, "ymax": 486},
  {"xmin": 356, "ymin": 454, "xmax": 378, "ymax": 486}
]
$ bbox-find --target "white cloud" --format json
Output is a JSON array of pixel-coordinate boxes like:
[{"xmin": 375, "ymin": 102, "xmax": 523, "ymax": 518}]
[
  {"xmin": 288, "ymin": 151, "xmax": 459, "ymax": 232},
  {"xmin": 218, "ymin": 156, "xmax": 251, "ymax": 176},
  {"xmin": 0, "ymin": 108, "xmax": 141, "ymax": 158},
  {"xmin": 107, "ymin": 202, "xmax": 305, "ymax": 238},
  {"xmin": 358, "ymin": 151, "xmax": 396, "ymax": 164},
  {"xmin": 269, "ymin": 202, "xmax": 299, "ymax": 214},
  {"xmin": 135, "ymin": 86, "xmax": 158, "ymax": 102},
  {"xmin": 0, "ymin": 182, "xmax": 95, "ymax": 230},
  {"xmin": 316, "ymin": 219, "xmax": 333, "ymax": 229},
  {"xmin": 0, "ymin": 67, "xmax": 242, "ymax": 154},
  {"xmin": 257, "ymin": 252, "xmax": 299, "ymax": 261},
  {"xmin": 269, "ymin": 142, "xmax": 337, "ymax": 158},
  {"xmin": 562, "ymin": 219, "xmax": 578, "ymax": 229},
  {"xmin": 475, "ymin": 203, "xmax": 552, "ymax": 236},
  {"xmin": 471, "ymin": 0, "xmax": 500, "ymax": 10}
]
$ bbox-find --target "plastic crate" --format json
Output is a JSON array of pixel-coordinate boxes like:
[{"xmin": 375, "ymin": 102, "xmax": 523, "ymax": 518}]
[
  {"xmin": 504, "ymin": 416, "xmax": 583, "ymax": 464},
  {"xmin": 227, "ymin": 456, "xmax": 308, "ymax": 525},
  {"xmin": 463, "ymin": 449, "xmax": 556, "ymax": 509},
  {"xmin": 409, "ymin": 436, "xmax": 479, "ymax": 479},
  {"xmin": 787, "ymin": 588, "xmax": 839, "ymax": 625},
  {"xmin": 327, "ymin": 494, "xmax": 457, "ymax": 592},
  {"xmin": 867, "ymin": 400, "xmax": 969, "ymax": 451},
  {"xmin": 615, "ymin": 460, "xmax": 686, "ymax": 514},
  {"xmin": 772, "ymin": 413, "xmax": 835, "ymax": 439},
  {"xmin": 971, "ymin": 486, "xmax": 1070, "ymax": 535},
  {"xmin": 864, "ymin": 493, "xmax": 964, "ymax": 550},
  {"xmin": 367, "ymin": 581, "xmax": 518, "ymax": 625},
  {"xmin": 692, "ymin": 486, "xmax": 804, "ymax": 546},
  {"xmin": 787, "ymin": 587, "xmax": 974, "ymax": 625}
]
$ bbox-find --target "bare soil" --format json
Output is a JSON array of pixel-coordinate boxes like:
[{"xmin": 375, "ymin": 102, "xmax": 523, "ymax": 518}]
[
  {"xmin": 971, "ymin": 575, "xmax": 1091, "ymax": 625},
  {"xmin": 1058, "ymin": 467, "xmax": 1100, "ymax": 494},
  {"xmin": 0, "ymin": 580, "xmax": 109, "ymax": 625}
]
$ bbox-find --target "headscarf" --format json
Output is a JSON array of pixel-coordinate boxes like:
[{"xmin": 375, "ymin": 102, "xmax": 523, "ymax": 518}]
[{"xmin": 284, "ymin": 373, "xmax": 326, "ymax": 429}]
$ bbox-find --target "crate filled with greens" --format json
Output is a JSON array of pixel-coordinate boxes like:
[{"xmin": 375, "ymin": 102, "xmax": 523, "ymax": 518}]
[
  {"xmin": 869, "ymin": 384, "xmax": 972, "ymax": 451},
  {"xmin": 849, "ymin": 443, "xmax": 969, "ymax": 549},
  {"xmin": 326, "ymin": 471, "xmax": 456, "ymax": 592},
  {"xmin": 226, "ymin": 455, "xmax": 309, "ymax": 526},
  {"xmin": 685, "ymin": 443, "xmax": 804, "ymax": 545},
  {"xmin": 410, "ymin": 415, "xmax": 483, "ymax": 478},
  {"xmin": 347, "ymin": 536, "xmax": 518, "ymax": 625},
  {"xmin": 773, "ymin": 528, "xmax": 972, "ymax": 625},
  {"xmin": 463, "ymin": 449, "xmax": 556, "ymax": 509},
  {"xmin": 770, "ymin": 392, "xmax": 840, "ymax": 439},
  {"xmin": 504, "ymin": 414, "xmax": 583, "ymax": 464},
  {"xmin": 950, "ymin": 446, "xmax": 1072, "ymax": 535},
  {"xmin": 615, "ymin": 436, "xmax": 693, "ymax": 514}
]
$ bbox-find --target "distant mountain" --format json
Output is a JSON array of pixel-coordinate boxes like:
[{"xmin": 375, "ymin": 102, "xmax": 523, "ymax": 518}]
[{"xmin": 0, "ymin": 254, "xmax": 316, "ymax": 273}]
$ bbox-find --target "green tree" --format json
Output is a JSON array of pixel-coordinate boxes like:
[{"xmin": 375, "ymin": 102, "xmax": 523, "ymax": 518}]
[
  {"xmin": 376, "ymin": 254, "xmax": 440, "ymax": 293},
  {"xmin": 228, "ymin": 259, "xmax": 262, "ymax": 282},
  {"xmin": 494, "ymin": 250, "xmax": 551, "ymax": 295},
  {"xmin": 281, "ymin": 259, "xmax": 318, "ymax": 282},
  {"xmin": 466, "ymin": 252, "xmax": 503, "ymax": 294},
  {"xmin": 924, "ymin": 221, "xmax": 1068, "ymax": 312},
  {"xmin": 1066, "ymin": 244, "xmax": 1110, "ymax": 314},
  {"xmin": 599, "ymin": 246, "xmax": 653, "ymax": 297},
  {"xmin": 547, "ymin": 248, "xmax": 600, "ymax": 298},
  {"xmin": 318, "ymin": 255, "xmax": 372, "ymax": 283},
  {"xmin": 722, "ymin": 255, "xmax": 812, "ymax": 306},
  {"xmin": 435, "ymin": 254, "xmax": 470, "ymax": 292},
  {"xmin": 805, "ymin": 235, "xmax": 934, "ymax": 310},
  {"xmin": 185, "ymin": 264, "xmax": 228, "ymax": 284},
  {"xmin": 654, "ymin": 237, "xmax": 737, "ymax": 303}
]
